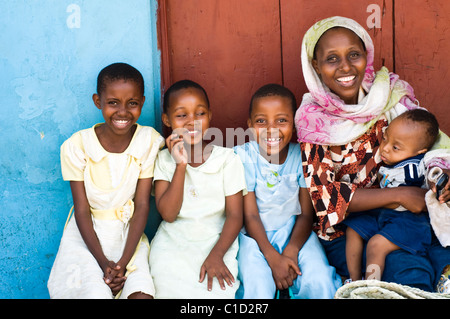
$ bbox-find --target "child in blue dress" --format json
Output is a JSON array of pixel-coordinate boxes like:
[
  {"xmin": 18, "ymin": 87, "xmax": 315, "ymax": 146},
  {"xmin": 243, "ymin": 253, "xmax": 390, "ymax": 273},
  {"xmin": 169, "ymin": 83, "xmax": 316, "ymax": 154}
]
[{"xmin": 234, "ymin": 84, "xmax": 342, "ymax": 299}]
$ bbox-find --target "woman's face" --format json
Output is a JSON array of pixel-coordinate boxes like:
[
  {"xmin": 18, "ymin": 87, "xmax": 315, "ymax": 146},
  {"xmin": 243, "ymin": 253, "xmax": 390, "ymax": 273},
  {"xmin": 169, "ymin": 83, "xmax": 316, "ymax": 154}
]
[{"xmin": 312, "ymin": 27, "xmax": 367, "ymax": 104}]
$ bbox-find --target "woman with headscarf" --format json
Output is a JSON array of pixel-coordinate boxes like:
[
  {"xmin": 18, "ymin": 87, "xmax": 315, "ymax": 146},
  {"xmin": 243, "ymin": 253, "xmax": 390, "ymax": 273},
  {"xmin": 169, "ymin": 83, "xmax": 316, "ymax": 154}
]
[{"xmin": 295, "ymin": 16, "xmax": 450, "ymax": 292}]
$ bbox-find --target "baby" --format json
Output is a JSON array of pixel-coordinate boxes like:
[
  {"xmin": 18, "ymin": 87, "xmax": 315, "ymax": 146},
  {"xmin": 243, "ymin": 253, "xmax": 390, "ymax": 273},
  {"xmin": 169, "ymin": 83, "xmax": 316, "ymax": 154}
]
[{"xmin": 344, "ymin": 108, "xmax": 439, "ymax": 282}]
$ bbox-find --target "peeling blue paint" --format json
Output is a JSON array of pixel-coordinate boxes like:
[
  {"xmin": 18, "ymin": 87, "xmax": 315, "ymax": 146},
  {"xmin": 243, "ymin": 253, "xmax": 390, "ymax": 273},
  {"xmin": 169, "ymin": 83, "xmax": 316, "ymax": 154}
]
[{"xmin": 0, "ymin": 1, "xmax": 161, "ymax": 298}]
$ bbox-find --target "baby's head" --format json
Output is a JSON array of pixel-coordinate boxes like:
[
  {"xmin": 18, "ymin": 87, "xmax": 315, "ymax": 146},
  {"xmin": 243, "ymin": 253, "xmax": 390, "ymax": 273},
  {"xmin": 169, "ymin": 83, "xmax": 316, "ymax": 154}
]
[
  {"xmin": 248, "ymin": 84, "xmax": 297, "ymax": 162},
  {"xmin": 380, "ymin": 109, "xmax": 439, "ymax": 166},
  {"xmin": 162, "ymin": 80, "xmax": 211, "ymax": 145}
]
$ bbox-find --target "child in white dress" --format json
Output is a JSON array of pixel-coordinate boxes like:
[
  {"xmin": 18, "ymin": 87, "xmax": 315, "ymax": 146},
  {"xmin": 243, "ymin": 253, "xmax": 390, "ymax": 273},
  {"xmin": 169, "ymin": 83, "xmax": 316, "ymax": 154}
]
[
  {"xmin": 48, "ymin": 63, "xmax": 164, "ymax": 299},
  {"xmin": 149, "ymin": 80, "xmax": 247, "ymax": 298}
]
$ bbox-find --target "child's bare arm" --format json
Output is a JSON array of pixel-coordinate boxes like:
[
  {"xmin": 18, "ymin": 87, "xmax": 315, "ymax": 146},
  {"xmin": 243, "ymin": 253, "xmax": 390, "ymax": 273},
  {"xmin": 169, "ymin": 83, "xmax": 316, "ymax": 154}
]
[
  {"xmin": 283, "ymin": 187, "xmax": 314, "ymax": 257},
  {"xmin": 116, "ymin": 177, "xmax": 152, "ymax": 273},
  {"xmin": 242, "ymin": 192, "xmax": 279, "ymax": 260},
  {"xmin": 70, "ymin": 181, "xmax": 127, "ymax": 293},
  {"xmin": 153, "ymin": 135, "xmax": 187, "ymax": 222},
  {"xmin": 153, "ymin": 163, "xmax": 186, "ymax": 222},
  {"xmin": 199, "ymin": 191, "xmax": 244, "ymax": 291},
  {"xmin": 243, "ymin": 191, "xmax": 299, "ymax": 290},
  {"xmin": 279, "ymin": 188, "xmax": 314, "ymax": 286},
  {"xmin": 70, "ymin": 181, "xmax": 110, "ymax": 270}
]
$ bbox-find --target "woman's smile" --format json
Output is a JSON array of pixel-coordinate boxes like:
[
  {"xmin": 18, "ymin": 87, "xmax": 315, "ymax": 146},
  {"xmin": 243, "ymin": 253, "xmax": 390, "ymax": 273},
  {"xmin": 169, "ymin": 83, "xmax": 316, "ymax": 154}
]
[{"xmin": 336, "ymin": 75, "xmax": 357, "ymax": 87}]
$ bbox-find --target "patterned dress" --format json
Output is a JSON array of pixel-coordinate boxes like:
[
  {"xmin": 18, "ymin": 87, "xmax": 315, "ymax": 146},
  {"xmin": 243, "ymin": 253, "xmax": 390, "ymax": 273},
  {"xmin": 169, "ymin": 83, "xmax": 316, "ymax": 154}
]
[{"xmin": 301, "ymin": 119, "xmax": 387, "ymax": 241}]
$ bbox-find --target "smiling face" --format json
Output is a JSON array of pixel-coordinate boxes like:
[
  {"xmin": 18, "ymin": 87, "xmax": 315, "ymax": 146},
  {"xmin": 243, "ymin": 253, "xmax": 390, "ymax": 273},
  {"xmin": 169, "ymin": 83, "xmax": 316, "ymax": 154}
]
[
  {"xmin": 380, "ymin": 117, "xmax": 428, "ymax": 166},
  {"xmin": 248, "ymin": 95, "xmax": 294, "ymax": 163},
  {"xmin": 312, "ymin": 27, "xmax": 367, "ymax": 104},
  {"xmin": 93, "ymin": 79, "xmax": 144, "ymax": 137},
  {"xmin": 162, "ymin": 87, "xmax": 211, "ymax": 146}
]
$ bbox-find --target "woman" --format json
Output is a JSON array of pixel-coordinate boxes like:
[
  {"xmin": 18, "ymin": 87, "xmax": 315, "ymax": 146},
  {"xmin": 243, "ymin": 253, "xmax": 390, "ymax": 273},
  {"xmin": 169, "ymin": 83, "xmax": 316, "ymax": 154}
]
[{"xmin": 295, "ymin": 16, "xmax": 450, "ymax": 292}]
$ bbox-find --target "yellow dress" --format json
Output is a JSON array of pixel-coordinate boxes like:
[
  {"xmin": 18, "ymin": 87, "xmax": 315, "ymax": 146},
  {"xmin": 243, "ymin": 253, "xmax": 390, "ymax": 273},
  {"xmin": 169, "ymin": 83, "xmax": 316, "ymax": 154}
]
[
  {"xmin": 48, "ymin": 124, "xmax": 164, "ymax": 299},
  {"xmin": 149, "ymin": 146, "xmax": 247, "ymax": 298}
]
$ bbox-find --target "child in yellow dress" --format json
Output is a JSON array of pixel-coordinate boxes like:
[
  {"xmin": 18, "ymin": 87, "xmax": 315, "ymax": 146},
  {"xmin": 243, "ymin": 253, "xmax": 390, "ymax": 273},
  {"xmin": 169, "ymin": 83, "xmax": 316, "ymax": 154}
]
[
  {"xmin": 48, "ymin": 63, "xmax": 164, "ymax": 299},
  {"xmin": 149, "ymin": 80, "xmax": 247, "ymax": 298}
]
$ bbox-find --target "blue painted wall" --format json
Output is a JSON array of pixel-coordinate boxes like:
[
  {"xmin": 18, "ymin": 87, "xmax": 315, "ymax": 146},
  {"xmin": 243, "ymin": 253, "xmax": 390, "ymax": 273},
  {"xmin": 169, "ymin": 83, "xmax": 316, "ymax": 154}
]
[{"xmin": 0, "ymin": 1, "xmax": 162, "ymax": 298}]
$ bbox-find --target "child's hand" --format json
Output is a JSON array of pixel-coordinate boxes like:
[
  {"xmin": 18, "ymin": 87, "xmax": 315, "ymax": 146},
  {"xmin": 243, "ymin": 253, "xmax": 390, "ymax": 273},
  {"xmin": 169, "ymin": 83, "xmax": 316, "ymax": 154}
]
[
  {"xmin": 103, "ymin": 261, "xmax": 127, "ymax": 295},
  {"xmin": 199, "ymin": 252, "xmax": 235, "ymax": 291},
  {"xmin": 267, "ymin": 251, "xmax": 301, "ymax": 290},
  {"xmin": 282, "ymin": 246, "xmax": 302, "ymax": 285},
  {"xmin": 430, "ymin": 169, "xmax": 450, "ymax": 203},
  {"xmin": 166, "ymin": 132, "xmax": 188, "ymax": 165}
]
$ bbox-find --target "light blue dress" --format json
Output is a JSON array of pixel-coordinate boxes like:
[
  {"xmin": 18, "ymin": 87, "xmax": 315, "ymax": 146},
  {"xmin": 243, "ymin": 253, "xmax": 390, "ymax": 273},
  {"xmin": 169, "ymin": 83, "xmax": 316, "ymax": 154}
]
[{"xmin": 233, "ymin": 142, "xmax": 342, "ymax": 299}]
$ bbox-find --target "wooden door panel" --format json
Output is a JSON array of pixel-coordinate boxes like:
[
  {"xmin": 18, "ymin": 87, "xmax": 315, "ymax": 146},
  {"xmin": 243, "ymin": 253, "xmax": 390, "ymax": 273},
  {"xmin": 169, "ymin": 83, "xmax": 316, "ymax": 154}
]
[
  {"xmin": 395, "ymin": 0, "xmax": 450, "ymax": 133},
  {"xmin": 161, "ymin": 0, "xmax": 283, "ymax": 138}
]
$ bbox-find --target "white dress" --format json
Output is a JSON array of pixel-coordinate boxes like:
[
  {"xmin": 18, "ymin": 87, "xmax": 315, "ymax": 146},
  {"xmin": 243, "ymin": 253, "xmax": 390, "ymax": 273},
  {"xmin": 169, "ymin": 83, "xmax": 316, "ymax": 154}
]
[
  {"xmin": 149, "ymin": 146, "xmax": 247, "ymax": 298},
  {"xmin": 48, "ymin": 124, "xmax": 164, "ymax": 299}
]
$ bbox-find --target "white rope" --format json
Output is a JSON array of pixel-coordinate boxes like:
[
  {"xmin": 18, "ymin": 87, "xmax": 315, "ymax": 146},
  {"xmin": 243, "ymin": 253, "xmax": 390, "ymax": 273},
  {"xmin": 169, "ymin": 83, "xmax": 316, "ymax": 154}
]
[{"xmin": 334, "ymin": 280, "xmax": 450, "ymax": 299}]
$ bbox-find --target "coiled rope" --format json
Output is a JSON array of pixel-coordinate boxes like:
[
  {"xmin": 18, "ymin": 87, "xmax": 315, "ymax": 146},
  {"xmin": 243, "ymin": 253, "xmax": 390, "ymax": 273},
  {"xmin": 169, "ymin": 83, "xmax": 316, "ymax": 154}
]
[{"xmin": 334, "ymin": 280, "xmax": 450, "ymax": 299}]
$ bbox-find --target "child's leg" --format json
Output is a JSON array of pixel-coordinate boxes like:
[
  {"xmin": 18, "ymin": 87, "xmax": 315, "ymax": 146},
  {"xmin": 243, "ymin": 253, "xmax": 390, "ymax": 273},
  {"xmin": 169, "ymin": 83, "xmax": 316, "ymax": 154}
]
[
  {"xmin": 293, "ymin": 231, "xmax": 342, "ymax": 299},
  {"xmin": 236, "ymin": 233, "xmax": 276, "ymax": 299},
  {"xmin": 345, "ymin": 227, "xmax": 364, "ymax": 281},
  {"xmin": 365, "ymin": 234, "xmax": 400, "ymax": 281},
  {"xmin": 119, "ymin": 236, "xmax": 156, "ymax": 299},
  {"xmin": 428, "ymin": 238, "xmax": 450, "ymax": 292}
]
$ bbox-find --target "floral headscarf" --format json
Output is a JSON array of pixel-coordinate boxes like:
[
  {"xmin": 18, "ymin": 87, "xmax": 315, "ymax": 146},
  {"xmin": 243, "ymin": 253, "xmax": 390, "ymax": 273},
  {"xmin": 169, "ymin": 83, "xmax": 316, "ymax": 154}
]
[{"xmin": 294, "ymin": 16, "xmax": 418, "ymax": 145}]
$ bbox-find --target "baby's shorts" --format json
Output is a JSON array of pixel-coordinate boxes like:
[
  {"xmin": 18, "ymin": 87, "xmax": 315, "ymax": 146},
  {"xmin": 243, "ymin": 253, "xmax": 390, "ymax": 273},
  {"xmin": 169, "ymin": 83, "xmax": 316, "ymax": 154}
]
[{"xmin": 343, "ymin": 209, "xmax": 432, "ymax": 255}]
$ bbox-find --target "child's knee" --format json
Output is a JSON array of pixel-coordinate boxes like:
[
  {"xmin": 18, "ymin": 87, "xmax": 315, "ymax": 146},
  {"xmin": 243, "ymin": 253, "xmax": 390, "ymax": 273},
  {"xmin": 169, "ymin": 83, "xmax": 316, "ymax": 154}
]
[
  {"xmin": 367, "ymin": 233, "xmax": 384, "ymax": 248},
  {"xmin": 366, "ymin": 234, "xmax": 397, "ymax": 258},
  {"xmin": 239, "ymin": 277, "xmax": 276, "ymax": 299},
  {"xmin": 295, "ymin": 270, "xmax": 340, "ymax": 299}
]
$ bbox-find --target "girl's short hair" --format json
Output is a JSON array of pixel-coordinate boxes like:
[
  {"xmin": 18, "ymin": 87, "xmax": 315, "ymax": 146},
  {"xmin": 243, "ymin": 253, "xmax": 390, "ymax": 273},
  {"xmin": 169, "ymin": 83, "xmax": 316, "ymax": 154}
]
[
  {"xmin": 97, "ymin": 62, "xmax": 144, "ymax": 96},
  {"xmin": 163, "ymin": 80, "xmax": 210, "ymax": 113},
  {"xmin": 249, "ymin": 83, "xmax": 297, "ymax": 116}
]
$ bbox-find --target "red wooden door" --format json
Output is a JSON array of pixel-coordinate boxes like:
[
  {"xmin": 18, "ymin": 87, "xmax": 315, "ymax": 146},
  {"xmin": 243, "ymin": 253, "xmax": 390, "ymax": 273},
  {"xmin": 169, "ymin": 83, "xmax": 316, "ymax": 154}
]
[
  {"xmin": 394, "ymin": 0, "xmax": 450, "ymax": 132},
  {"xmin": 158, "ymin": 0, "xmax": 283, "ymax": 138},
  {"xmin": 158, "ymin": 0, "xmax": 449, "ymax": 143}
]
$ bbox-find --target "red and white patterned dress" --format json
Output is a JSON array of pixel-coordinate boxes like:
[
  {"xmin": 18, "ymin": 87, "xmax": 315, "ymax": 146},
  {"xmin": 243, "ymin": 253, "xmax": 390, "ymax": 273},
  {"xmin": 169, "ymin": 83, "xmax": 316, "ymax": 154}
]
[{"xmin": 301, "ymin": 119, "xmax": 387, "ymax": 241}]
